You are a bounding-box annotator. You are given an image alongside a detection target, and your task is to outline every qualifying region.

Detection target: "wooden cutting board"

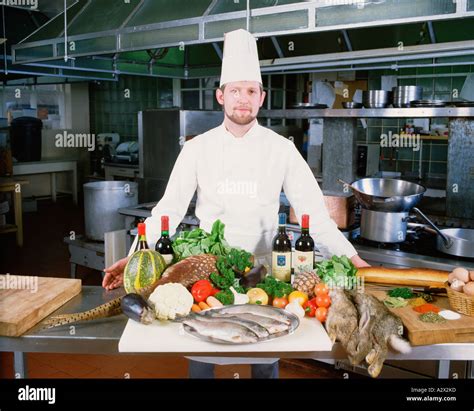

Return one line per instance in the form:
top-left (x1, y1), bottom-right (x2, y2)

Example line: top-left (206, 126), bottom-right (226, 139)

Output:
top-left (0, 275), bottom-right (81, 337)
top-left (368, 289), bottom-right (474, 346)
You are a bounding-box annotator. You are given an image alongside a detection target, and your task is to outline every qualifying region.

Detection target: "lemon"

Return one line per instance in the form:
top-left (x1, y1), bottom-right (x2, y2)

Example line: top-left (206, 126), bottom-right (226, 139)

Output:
top-left (246, 288), bottom-right (269, 305)
top-left (288, 290), bottom-right (308, 306)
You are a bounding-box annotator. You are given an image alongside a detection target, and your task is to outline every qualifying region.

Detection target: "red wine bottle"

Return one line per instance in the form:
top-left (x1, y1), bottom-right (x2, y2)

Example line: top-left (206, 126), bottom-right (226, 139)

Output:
top-left (155, 216), bottom-right (174, 266)
top-left (272, 213), bottom-right (292, 283)
top-left (293, 214), bottom-right (315, 277)
top-left (137, 223), bottom-right (149, 250)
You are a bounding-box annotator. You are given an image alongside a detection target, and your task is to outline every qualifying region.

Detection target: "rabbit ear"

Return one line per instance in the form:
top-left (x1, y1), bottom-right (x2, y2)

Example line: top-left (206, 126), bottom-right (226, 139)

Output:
top-left (358, 310), bottom-right (370, 332)
top-left (359, 312), bottom-right (376, 334)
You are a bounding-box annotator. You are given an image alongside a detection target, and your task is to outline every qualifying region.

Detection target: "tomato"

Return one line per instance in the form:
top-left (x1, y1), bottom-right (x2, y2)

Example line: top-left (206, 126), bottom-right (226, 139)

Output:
top-left (191, 280), bottom-right (213, 303)
top-left (314, 283), bottom-right (329, 297)
top-left (316, 294), bottom-right (331, 308)
top-left (272, 297), bottom-right (289, 309)
top-left (315, 307), bottom-right (328, 323)
top-left (288, 291), bottom-right (308, 306)
top-left (209, 288), bottom-right (220, 296)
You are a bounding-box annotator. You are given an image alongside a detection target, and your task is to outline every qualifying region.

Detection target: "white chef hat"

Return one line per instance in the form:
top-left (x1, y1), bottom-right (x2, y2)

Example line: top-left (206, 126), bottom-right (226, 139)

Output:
top-left (219, 29), bottom-right (262, 87)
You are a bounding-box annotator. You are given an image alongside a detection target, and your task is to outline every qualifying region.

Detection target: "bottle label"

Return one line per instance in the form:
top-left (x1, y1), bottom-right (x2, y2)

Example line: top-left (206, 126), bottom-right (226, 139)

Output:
top-left (272, 251), bottom-right (291, 282)
top-left (293, 250), bottom-right (314, 274)
top-left (161, 254), bottom-right (173, 266)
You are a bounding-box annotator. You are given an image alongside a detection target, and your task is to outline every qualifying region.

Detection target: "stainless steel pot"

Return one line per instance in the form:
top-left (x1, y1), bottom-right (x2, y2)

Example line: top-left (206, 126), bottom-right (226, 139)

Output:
top-left (392, 86), bottom-right (423, 108)
top-left (360, 209), bottom-right (409, 243)
top-left (412, 208), bottom-right (474, 258)
top-left (348, 178), bottom-right (426, 212)
top-left (362, 90), bottom-right (391, 108)
top-left (84, 181), bottom-right (138, 241)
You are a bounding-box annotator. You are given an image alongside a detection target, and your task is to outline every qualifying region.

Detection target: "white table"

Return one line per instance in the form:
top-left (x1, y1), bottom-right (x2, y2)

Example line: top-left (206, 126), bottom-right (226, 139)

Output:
top-left (13, 160), bottom-right (78, 205)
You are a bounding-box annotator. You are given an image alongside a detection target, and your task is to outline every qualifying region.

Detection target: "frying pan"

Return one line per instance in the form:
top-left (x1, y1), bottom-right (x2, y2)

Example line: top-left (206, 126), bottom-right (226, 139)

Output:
top-left (412, 207), bottom-right (474, 258)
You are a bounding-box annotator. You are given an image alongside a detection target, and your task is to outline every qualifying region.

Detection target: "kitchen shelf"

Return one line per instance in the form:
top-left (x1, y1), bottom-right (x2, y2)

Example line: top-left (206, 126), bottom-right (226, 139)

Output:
top-left (260, 107), bottom-right (474, 118)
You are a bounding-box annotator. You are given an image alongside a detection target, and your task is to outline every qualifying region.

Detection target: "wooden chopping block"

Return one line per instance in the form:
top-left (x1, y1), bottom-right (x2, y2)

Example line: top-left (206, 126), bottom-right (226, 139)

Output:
top-left (0, 275), bottom-right (81, 336)
top-left (323, 192), bottom-right (356, 229)
top-left (289, 192), bottom-right (355, 229)
top-left (368, 287), bottom-right (474, 345)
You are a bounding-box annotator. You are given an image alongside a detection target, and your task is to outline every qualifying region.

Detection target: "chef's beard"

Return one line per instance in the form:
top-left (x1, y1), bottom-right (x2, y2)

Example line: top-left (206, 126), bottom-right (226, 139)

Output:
top-left (224, 107), bottom-right (256, 125)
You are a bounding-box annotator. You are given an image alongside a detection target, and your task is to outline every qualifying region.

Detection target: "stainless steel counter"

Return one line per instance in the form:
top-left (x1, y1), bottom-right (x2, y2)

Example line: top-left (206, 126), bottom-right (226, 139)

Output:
top-left (1, 286), bottom-right (473, 378)
top-left (260, 107), bottom-right (474, 119)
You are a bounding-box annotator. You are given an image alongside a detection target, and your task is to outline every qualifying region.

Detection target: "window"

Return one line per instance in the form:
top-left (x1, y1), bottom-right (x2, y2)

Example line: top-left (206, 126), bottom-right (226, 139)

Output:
top-left (0, 85), bottom-right (64, 129)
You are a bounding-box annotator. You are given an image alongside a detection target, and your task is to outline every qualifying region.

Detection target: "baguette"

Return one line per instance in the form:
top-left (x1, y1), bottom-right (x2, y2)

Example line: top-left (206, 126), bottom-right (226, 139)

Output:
top-left (357, 267), bottom-right (449, 288)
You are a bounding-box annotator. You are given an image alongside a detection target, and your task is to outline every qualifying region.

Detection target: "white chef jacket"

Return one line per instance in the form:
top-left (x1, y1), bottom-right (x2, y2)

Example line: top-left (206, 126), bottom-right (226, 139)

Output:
top-left (145, 120), bottom-right (357, 365)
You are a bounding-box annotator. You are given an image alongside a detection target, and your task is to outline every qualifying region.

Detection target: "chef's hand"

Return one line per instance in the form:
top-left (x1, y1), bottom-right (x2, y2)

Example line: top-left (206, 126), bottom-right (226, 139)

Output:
top-left (102, 256), bottom-right (129, 290)
top-left (350, 254), bottom-right (371, 268)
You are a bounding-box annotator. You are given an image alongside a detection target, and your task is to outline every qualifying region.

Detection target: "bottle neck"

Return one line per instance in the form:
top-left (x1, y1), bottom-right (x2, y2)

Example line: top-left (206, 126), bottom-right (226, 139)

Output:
top-left (301, 228), bottom-right (310, 235)
top-left (161, 230), bottom-right (169, 238)
top-left (278, 224), bottom-right (286, 234)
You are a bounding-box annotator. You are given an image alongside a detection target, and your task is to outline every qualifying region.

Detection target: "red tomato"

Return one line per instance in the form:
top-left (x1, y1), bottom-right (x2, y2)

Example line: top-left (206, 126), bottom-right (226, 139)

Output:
top-left (191, 280), bottom-right (213, 303)
top-left (314, 283), bottom-right (329, 297)
top-left (316, 295), bottom-right (331, 308)
top-left (272, 297), bottom-right (289, 309)
top-left (210, 288), bottom-right (220, 296)
top-left (315, 307), bottom-right (328, 323)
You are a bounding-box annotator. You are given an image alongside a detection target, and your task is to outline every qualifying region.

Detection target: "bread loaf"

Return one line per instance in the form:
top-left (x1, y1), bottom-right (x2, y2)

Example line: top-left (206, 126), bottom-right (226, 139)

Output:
top-left (357, 267), bottom-right (449, 288)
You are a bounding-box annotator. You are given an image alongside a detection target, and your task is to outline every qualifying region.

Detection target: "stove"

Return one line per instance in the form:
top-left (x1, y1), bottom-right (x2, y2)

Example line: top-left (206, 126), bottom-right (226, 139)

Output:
top-left (351, 227), bottom-right (474, 271)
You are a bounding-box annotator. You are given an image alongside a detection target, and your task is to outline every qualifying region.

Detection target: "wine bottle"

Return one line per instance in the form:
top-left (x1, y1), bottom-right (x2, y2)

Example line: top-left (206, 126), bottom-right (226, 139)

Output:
top-left (155, 215), bottom-right (174, 266)
top-left (271, 213), bottom-right (292, 283)
top-left (293, 214), bottom-right (315, 278)
top-left (136, 222), bottom-right (149, 250)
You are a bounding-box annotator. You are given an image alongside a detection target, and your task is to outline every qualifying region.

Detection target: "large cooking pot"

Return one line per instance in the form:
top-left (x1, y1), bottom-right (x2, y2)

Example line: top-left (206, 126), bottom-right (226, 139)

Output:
top-left (413, 208), bottom-right (474, 258)
top-left (84, 181), bottom-right (138, 241)
top-left (348, 178), bottom-right (426, 212)
top-left (360, 209), bottom-right (409, 243)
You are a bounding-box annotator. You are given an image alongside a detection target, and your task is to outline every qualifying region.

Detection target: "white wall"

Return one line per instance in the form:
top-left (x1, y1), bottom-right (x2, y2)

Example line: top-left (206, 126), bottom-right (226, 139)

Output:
top-left (20, 83), bottom-right (91, 199)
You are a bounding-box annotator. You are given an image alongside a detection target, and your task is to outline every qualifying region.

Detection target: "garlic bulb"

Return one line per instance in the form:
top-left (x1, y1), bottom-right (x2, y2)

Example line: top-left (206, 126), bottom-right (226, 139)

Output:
top-left (285, 300), bottom-right (305, 319)
top-left (230, 286), bottom-right (249, 305)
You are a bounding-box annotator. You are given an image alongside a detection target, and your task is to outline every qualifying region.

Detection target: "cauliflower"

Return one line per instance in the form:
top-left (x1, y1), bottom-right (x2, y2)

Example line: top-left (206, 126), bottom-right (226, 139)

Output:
top-left (148, 283), bottom-right (194, 320)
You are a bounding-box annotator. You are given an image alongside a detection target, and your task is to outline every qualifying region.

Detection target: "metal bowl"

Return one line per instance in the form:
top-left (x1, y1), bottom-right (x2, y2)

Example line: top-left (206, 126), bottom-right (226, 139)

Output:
top-left (362, 90), bottom-right (391, 108)
top-left (342, 102), bottom-right (363, 109)
top-left (392, 86), bottom-right (423, 108)
top-left (350, 178), bottom-right (426, 212)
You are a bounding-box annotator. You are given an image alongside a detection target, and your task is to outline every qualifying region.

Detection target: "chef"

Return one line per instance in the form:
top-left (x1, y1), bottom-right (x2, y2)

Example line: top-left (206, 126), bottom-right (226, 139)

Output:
top-left (103, 29), bottom-right (369, 378)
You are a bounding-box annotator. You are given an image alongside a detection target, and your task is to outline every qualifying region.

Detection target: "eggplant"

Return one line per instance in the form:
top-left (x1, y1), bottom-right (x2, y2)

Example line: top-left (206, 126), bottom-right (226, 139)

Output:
top-left (239, 264), bottom-right (268, 288)
top-left (121, 293), bottom-right (155, 324)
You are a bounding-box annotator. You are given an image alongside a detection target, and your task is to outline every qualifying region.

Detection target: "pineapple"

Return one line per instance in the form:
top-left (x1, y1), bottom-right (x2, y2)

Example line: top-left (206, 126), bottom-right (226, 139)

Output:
top-left (293, 270), bottom-right (321, 298)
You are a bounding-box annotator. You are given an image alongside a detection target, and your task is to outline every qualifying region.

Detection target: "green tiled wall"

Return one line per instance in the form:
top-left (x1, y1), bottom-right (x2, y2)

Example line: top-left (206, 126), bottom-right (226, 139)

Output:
top-left (360, 64), bottom-right (473, 178)
top-left (90, 75), bottom-right (173, 142)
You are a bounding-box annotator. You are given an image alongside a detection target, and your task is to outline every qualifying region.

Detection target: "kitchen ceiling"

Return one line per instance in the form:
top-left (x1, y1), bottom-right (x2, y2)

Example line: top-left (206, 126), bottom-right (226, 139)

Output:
top-left (5, 0), bottom-right (474, 80)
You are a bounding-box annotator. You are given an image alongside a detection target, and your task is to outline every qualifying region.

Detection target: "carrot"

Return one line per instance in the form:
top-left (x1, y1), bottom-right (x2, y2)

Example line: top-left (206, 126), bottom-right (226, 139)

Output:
top-left (191, 304), bottom-right (202, 313)
top-left (198, 302), bottom-right (211, 310)
top-left (413, 303), bottom-right (440, 314)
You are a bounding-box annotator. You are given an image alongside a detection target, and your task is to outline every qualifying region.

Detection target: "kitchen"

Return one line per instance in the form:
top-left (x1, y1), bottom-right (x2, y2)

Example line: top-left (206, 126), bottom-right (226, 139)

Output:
top-left (0, 0), bottom-right (474, 402)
